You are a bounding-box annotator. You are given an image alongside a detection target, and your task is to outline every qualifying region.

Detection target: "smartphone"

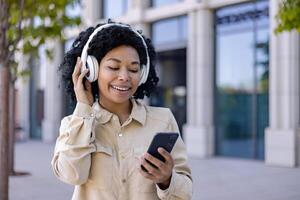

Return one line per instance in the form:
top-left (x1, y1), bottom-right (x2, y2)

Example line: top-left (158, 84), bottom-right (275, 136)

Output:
top-left (141, 132), bottom-right (179, 172)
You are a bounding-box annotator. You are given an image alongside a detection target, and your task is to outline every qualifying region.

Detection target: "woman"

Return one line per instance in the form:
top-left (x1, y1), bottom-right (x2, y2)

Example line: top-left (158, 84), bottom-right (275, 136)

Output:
top-left (51, 21), bottom-right (192, 200)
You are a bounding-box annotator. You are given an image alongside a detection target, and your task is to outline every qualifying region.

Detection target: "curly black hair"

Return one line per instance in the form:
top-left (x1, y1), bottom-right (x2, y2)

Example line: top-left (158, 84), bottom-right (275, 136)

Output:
top-left (60, 22), bottom-right (159, 102)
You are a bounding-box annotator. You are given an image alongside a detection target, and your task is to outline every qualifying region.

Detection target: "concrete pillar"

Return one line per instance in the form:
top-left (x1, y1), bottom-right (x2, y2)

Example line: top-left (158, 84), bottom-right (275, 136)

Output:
top-left (129, 0), bottom-right (150, 36)
top-left (183, 8), bottom-right (215, 158)
top-left (265, 0), bottom-right (300, 167)
top-left (121, 0), bottom-right (150, 24)
top-left (81, 0), bottom-right (101, 26)
top-left (42, 41), bottom-right (64, 142)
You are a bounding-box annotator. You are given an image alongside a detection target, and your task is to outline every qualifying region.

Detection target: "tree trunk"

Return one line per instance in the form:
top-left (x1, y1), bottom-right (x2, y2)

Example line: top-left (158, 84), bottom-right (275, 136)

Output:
top-left (8, 80), bottom-right (15, 175)
top-left (0, 66), bottom-right (10, 200)
top-left (0, 0), bottom-right (10, 198)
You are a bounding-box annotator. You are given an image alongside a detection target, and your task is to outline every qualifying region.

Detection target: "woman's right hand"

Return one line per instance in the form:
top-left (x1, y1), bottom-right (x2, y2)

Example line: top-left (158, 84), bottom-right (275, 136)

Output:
top-left (72, 57), bottom-right (94, 106)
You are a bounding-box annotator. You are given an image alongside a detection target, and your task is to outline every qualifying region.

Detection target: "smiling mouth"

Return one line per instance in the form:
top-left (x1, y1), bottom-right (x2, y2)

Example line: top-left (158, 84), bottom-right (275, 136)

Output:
top-left (111, 85), bottom-right (131, 91)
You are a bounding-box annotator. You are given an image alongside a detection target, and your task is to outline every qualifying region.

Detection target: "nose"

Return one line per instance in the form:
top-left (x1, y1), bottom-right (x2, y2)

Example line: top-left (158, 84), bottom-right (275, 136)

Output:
top-left (118, 68), bottom-right (130, 81)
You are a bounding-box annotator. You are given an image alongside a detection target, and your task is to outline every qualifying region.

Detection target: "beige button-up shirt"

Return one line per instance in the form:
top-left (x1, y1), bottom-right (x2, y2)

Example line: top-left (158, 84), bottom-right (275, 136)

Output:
top-left (52, 99), bottom-right (192, 200)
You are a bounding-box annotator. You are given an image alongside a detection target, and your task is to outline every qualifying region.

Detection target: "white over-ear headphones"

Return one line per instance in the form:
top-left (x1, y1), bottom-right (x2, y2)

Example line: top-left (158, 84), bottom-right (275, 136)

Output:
top-left (80, 23), bottom-right (150, 86)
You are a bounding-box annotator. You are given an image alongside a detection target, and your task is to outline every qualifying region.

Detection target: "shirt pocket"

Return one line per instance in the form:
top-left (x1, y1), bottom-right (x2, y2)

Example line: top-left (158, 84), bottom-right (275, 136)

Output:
top-left (133, 146), bottom-right (156, 193)
top-left (88, 142), bottom-right (113, 190)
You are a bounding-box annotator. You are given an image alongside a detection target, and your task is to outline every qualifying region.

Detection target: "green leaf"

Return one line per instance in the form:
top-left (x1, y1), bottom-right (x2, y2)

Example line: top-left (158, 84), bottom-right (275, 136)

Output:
top-left (276, 0), bottom-right (300, 33)
top-left (5, 0), bottom-right (82, 79)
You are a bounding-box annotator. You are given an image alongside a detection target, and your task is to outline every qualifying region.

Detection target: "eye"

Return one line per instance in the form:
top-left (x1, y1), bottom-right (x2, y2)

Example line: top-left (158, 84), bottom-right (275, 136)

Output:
top-left (108, 66), bottom-right (119, 71)
top-left (129, 69), bottom-right (139, 73)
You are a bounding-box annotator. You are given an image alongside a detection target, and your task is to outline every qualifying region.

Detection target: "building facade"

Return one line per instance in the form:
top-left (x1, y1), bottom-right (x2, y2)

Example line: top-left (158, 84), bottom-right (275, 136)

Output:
top-left (16, 0), bottom-right (300, 167)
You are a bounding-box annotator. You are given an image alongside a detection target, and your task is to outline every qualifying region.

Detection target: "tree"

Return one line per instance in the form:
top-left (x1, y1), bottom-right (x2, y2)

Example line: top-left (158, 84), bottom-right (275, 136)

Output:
top-left (276, 0), bottom-right (300, 33)
top-left (0, 1), bottom-right (81, 199)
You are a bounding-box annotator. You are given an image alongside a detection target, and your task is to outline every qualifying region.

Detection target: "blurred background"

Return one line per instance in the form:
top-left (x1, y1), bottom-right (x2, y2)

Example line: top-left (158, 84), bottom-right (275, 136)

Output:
top-left (1, 0), bottom-right (300, 199)
top-left (14, 0), bottom-right (299, 165)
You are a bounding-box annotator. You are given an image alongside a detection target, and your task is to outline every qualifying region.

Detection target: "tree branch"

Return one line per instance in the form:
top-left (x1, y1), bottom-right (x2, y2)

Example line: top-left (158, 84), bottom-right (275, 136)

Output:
top-left (7, 0), bottom-right (25, 62)
top-left (0, 0), bottom-right (9, 66)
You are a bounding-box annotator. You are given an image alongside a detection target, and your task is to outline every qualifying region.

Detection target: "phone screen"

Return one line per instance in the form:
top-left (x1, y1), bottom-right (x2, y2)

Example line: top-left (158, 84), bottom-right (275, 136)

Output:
top-left (141, 132), bottom-right (179, 172)
top-left (147, 133), bottom-right (178, 162)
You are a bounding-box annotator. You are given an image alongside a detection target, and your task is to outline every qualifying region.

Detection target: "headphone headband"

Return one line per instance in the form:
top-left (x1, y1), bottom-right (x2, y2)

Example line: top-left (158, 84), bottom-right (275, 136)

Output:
top-left (80, 23), bottom-right (150, 85)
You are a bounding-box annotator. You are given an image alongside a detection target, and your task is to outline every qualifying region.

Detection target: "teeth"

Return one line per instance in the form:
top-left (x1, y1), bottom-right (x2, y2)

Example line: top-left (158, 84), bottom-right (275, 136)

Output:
top-left (112, 85), bottom-right (130, 91)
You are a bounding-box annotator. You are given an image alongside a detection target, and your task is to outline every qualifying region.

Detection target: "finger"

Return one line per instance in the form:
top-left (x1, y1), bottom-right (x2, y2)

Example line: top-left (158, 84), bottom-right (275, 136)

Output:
top-left (144, 153), bottom-right (165, 170)
top-left (85, 79), bottom-right (92, 92)
top-left (158, 148), bottom-right (173, 164)
top-left (73, 57), bottom-right (81, 75)
top-left (72, 57), bottom-right (82, 85)
top-left (141, 156), bottom-right (160, 176)
top-left (77, 69), bottom-right (89, 87)
top-left (139, 167), bottom-right (155, 180)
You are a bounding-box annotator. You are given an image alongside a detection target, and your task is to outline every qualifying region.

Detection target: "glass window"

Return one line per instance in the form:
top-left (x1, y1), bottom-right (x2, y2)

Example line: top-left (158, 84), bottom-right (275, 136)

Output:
top-left (151, 17), bottom-right (187, 133)
top-left (102, 0), bottom-right (128, 18)
top-left (151, 0), bottom-right (182, 7)
top-left (215, 1), bottom-right (269, 160)
top-left (151, 16), bottom-right (187, 47)
top-left (149, 49), bottom-right (187, 133)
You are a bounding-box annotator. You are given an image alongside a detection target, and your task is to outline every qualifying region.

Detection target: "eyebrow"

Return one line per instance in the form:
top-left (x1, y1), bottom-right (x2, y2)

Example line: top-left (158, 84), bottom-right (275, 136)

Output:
top-left (106, 58), bottom-right (140, 65)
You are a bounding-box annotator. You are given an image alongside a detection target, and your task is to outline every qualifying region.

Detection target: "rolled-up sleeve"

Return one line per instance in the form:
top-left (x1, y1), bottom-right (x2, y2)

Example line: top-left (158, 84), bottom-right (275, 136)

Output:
top-left (156, 109), bottom-right (193, 200)
top-left (51, 102), bottom-right (97, 185)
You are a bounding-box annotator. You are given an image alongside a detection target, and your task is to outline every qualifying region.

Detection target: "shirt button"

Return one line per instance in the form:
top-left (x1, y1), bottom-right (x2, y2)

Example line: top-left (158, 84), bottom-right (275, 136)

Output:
top-left (118, 133), bottom-right (123, 137)
top-left (122, 179), bottom-right (126, 183)
top-left (90, 113), bottom-right (94, 117)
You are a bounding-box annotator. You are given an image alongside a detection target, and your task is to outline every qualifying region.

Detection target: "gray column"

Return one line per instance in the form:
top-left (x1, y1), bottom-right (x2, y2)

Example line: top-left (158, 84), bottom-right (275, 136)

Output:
top-left (81, 0), bottom-right (101, 26)
top-left (42, 41), bottom-right (64, 142)
top-left (125, 0), bottom-right (150, 24)
top-left (183, 8), bottom-right (215, 158)
top-left (265, 0), bottom-right (300, 167)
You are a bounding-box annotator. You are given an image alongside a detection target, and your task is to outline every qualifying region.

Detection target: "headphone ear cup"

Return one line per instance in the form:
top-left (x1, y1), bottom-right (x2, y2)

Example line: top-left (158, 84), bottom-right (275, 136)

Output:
top-left (86, 55), bottom-right (99, 82)
top-left (138, 64), bottom-right (146, 86)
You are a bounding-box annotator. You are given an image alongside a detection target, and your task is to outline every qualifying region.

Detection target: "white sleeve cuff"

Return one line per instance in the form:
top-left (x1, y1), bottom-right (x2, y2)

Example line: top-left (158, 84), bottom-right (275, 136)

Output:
top-left (156, 170), bottom-right (178, 199)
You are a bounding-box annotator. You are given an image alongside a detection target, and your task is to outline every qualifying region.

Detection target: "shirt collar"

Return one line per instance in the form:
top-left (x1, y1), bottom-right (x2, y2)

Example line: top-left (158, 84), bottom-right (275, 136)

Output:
top-left (130, 98), bottom-right (146, 126)
top-left (92, 98), bottom-right (146, 125)
top-left (92, 101), bottom-right (113, 124)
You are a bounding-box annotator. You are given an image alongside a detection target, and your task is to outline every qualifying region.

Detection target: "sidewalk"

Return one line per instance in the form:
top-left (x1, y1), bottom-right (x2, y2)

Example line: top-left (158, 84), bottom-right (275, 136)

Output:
top-left (9, 140), bottom-right (300, 200)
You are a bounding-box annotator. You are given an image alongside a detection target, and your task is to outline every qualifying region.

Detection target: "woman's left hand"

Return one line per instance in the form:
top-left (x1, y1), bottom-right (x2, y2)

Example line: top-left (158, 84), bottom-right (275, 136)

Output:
top-left (139, 147), bottom-right (174, 190)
